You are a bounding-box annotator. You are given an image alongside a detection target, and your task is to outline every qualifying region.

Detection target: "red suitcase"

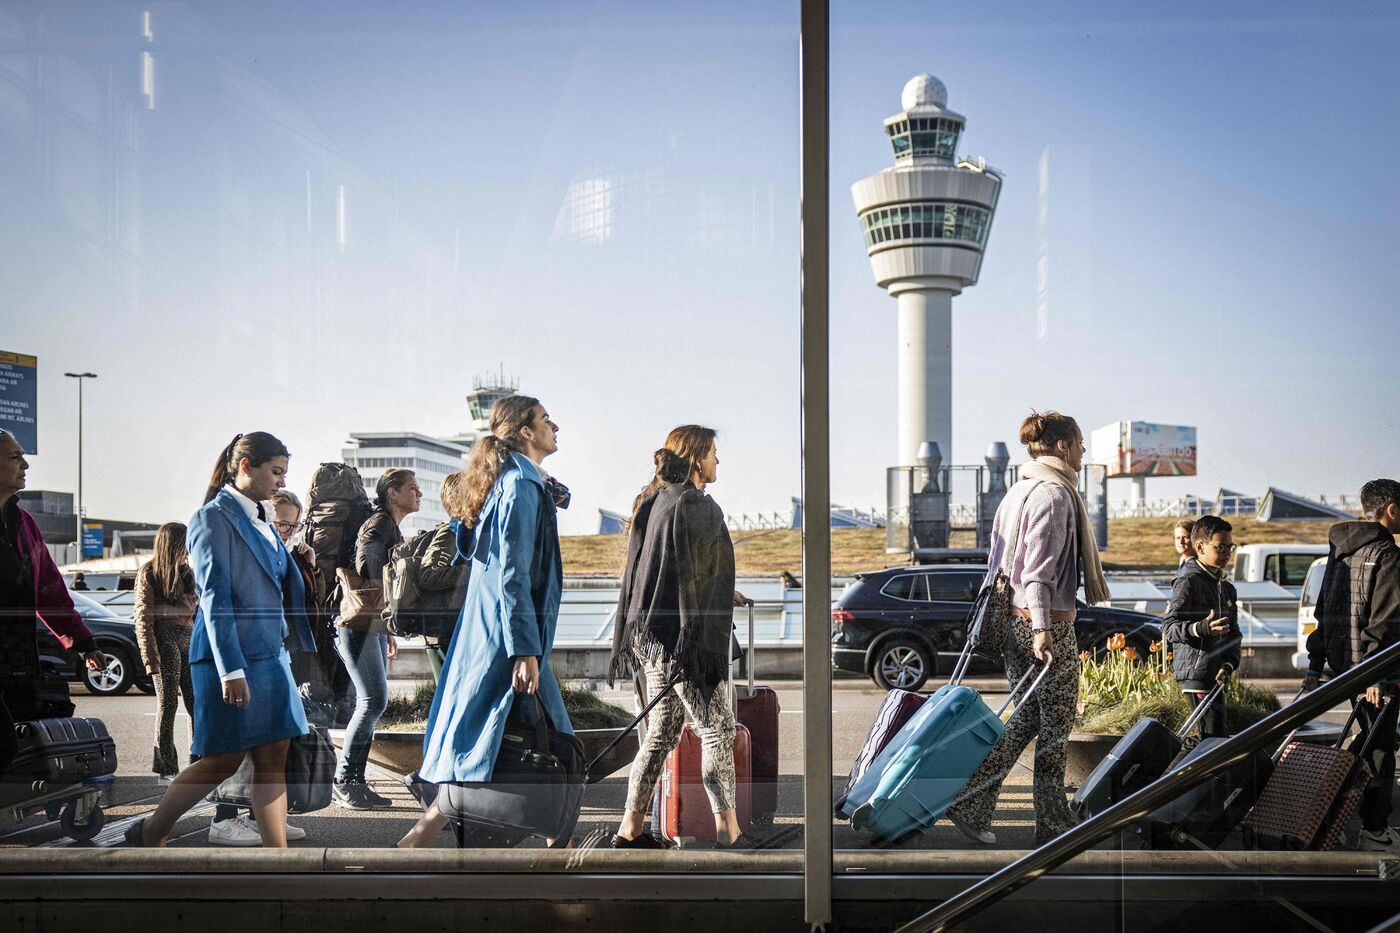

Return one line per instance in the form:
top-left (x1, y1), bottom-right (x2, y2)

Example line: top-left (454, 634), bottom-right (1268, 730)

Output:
top-left (734, 600), bottom-right (780, 823)
top-left (835, 687), bottom-right (926, 815)
top-left (658, 721), bottom-right (752, 846)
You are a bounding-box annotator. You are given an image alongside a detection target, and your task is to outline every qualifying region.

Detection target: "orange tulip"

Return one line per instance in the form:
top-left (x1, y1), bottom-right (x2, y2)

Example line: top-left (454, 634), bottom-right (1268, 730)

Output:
top-left (1123, 646), bottom-right (1139, 662)
top-left (1079, 650), bottom-right (1092, 662)
top-left (1166, 652), bottom-right (1174, 661)
top-left (1107, 633), bottom-right (1126, 652)
top-left (1149, 640), bottom-right (1163, 654)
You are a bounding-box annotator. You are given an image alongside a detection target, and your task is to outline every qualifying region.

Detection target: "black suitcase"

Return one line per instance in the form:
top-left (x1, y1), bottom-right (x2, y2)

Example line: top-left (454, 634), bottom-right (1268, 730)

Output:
top-left (209, 726), bottom-right (337, 815)
top-left (1072, 681), bottom-right (1225, 821)
top-left (438, 695), bottom-right (585, 848)
top-left (1136, 737), bottom-right (1274, 849)
top-left (1, 717), bottom-right (117, 805)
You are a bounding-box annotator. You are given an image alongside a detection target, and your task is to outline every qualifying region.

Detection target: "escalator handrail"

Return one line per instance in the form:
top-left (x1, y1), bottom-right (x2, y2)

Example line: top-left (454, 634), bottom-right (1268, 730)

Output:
top-left (894, 638), bottom-right (1400, 933)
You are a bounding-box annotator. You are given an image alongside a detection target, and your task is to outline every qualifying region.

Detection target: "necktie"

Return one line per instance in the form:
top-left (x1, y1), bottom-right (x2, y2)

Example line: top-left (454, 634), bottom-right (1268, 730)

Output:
top-left (256, 502), bottom-right (267, 522)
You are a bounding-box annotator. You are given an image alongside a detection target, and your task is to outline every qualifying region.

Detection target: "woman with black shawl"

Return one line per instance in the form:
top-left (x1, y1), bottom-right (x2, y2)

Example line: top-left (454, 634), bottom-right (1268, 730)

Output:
top-left (607, 425), bottom-right (756, 850)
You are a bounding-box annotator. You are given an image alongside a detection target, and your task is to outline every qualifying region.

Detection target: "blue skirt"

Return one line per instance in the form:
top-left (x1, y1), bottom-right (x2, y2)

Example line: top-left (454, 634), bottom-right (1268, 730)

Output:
top-left (190, 651), bottom-right (308, 756)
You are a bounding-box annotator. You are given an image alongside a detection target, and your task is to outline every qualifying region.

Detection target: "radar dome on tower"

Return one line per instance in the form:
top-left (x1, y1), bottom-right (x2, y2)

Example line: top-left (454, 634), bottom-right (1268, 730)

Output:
top-left (901, 73), bottom-right (947, 110)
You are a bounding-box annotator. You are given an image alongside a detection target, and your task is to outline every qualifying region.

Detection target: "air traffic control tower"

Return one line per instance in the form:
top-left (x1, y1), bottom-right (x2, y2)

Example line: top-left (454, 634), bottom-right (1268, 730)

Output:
top-left (852, 73), bottom-right (1001, 468)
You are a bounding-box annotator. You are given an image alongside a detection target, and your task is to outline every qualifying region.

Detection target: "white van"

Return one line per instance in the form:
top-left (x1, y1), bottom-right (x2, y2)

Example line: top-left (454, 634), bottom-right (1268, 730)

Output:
top-left (1232, 543), bottom-right (1329, 597)
top-left (1291, 556), bottom-right (1329, 671)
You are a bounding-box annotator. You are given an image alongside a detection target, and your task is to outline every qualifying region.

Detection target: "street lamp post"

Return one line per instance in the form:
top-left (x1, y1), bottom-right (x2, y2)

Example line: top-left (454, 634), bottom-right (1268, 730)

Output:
top-left (63, 372), bottom-right (97, 558)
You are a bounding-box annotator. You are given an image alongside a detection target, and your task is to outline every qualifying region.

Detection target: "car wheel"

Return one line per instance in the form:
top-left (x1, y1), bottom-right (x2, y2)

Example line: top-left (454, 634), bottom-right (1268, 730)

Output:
top-left (871, 637), bottom-right (932, 692)
top-left (85, 645), bottom-right (134, 696)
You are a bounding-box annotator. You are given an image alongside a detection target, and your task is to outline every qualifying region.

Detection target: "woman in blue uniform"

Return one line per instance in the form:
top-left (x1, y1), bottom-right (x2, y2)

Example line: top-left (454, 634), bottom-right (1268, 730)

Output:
top-left (127, 432), bottom-right (317, 848)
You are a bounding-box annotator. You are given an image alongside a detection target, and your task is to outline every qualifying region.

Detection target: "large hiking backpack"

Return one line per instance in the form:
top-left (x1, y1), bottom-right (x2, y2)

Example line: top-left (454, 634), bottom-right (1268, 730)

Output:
top-left (304, 463), bottom-right (374, 606)
top-left (384, 525), bottom-right (470, 639)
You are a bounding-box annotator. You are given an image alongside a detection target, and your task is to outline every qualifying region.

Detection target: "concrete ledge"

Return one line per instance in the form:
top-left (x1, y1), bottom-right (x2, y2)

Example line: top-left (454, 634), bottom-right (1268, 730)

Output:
top-left (0, 847), bottom-right (1384, 878)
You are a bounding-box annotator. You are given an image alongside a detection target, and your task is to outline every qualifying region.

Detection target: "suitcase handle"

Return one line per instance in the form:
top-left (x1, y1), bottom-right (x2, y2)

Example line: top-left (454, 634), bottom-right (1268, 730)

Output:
top-left (995, 654), bottom-right (1053, 718)
top-left (1174, 680), bottom-right (1228, 741)
top-left (745, 598), bottom-right (755, 691)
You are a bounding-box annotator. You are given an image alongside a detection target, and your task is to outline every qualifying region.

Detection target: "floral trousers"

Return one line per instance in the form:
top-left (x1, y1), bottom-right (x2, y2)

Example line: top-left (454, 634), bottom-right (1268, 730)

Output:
top-left (946, 615), bottom-right (1080, 845)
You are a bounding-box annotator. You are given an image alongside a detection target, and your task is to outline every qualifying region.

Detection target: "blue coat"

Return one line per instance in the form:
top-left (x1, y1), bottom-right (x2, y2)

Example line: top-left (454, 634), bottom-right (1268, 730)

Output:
top-left (419, 452), bottom-right (571, 783)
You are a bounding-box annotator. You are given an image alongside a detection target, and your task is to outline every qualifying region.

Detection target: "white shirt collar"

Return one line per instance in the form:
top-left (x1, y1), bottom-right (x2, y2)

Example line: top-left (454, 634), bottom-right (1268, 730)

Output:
top-left (225, 485), bottom-right (264, 523)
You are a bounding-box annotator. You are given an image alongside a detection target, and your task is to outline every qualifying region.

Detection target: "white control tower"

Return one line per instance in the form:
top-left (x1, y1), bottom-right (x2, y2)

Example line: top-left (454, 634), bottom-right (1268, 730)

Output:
top-left (852, 73), bottom-right (1002, 467)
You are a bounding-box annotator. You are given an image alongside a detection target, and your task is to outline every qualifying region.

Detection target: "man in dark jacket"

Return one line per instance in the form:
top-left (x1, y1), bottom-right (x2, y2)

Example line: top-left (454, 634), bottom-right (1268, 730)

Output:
top-left (1161, 514), bottom-right (1242, 738)
top-left (1304, 478), bottom-right (1400, 853)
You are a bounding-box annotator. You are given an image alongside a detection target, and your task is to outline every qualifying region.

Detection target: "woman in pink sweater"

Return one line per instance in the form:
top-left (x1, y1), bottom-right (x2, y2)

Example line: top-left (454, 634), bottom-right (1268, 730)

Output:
top-left (945, 411), bottom-right (1110, 846)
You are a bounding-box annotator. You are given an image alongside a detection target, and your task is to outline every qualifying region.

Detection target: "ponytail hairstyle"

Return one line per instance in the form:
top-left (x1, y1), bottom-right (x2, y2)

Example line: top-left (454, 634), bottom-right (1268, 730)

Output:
top-left (142, 522), bottom-right (194, 603)
top-left (460, 395), bottom-right (541, 528)
top-left (375, 468), bottom-right (416, 510)
top-left (630, 424), bottom-right (718, 520)
top-left (1018, 410), bottom-right (1080, 460)
top-left (203, 432), bottom-right (290, 503)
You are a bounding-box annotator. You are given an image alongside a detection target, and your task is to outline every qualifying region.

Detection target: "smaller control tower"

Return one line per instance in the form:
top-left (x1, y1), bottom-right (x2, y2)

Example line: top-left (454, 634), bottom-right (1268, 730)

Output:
top-left (852, 73), bottom-right (1002, 469)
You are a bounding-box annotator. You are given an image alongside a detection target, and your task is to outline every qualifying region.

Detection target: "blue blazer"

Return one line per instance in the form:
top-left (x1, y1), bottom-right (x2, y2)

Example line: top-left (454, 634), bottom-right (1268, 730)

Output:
top-left (188, 487), bottom-right (316, 676)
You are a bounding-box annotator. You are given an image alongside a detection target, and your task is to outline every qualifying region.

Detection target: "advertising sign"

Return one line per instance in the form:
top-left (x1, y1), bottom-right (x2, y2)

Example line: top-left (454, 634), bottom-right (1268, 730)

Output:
top-left (0, 351), bottom-right (38, 453)
top-left (82, 523), bottom-right (104, 558)
top-left (1091, 421), bottom-right (1197, 478)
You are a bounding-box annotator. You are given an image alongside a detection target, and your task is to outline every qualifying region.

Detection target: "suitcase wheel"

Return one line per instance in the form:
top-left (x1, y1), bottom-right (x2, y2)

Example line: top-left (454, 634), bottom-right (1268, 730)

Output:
top-left (60, 803), bottom-right (104, 842)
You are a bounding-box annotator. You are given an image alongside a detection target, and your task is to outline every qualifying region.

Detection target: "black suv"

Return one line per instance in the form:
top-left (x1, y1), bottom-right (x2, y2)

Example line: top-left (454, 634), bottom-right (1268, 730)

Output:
top-left (831, 565), bottom-right (1161, 691)
top-left (36, 591), bottom-right (154, 696)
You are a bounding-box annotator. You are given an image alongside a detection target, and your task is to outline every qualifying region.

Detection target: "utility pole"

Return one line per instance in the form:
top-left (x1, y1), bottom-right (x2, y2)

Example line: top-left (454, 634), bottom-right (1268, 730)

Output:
top-left (63, 372), bottom-right (97, 557)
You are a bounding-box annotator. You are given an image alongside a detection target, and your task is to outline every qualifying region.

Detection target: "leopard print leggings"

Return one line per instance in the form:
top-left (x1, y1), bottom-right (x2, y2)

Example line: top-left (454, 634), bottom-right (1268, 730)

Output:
top-left (150, 622), bottom-right (195, 776)
top-left (946, 616), bottom-right (1080, 844)
top-left (623, 655), bottom-right (738, 815)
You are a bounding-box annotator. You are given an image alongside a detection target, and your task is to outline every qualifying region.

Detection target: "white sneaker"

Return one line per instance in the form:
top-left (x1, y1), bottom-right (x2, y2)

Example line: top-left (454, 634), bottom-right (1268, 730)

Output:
top-left (285, 822), bottom-right (307, 842)
top-left (1359, 827), bottom-right (1400, 853)
top-left (209, 814), bottom-right (261, 847)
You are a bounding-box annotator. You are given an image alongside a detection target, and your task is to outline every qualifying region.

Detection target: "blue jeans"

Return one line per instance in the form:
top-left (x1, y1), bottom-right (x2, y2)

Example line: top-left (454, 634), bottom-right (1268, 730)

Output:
top-left (335, 630), bottom-right (388, 781)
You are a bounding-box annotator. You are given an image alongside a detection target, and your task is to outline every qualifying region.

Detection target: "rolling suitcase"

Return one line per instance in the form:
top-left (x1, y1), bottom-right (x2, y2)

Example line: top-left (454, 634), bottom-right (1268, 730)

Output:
top-left (835, 687), bottom-right (925, 817)
top-left (1071, 680), bottom-right (1226, 821)
top-left (1, 717), bottom-right (117, 807)
top-left (844, 647), bottom-right (1054, 845)
top-left (733, 600), bottom-right (780, 823)
top-left (1245, 699), bottom-right (1385, 851)
top-left (657, 721), bottom-right (752, 846)
top-left (1136, 738), bottom-right (1274, 849)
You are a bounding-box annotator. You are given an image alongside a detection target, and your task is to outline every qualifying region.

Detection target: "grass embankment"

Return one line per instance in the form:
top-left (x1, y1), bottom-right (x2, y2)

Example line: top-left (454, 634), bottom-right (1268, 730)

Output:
top-left (558, 517), bottom-right (1334, 577)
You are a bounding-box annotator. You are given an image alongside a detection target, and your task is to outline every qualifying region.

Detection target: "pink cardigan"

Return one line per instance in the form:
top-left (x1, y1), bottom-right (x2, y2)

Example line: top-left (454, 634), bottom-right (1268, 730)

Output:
top-left (15, 507), bottom-right (97, 652)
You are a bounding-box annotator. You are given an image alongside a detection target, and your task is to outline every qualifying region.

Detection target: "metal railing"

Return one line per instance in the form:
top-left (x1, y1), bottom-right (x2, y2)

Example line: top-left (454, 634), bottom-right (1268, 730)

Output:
top-left (893, 638), bottom-right (1400, 933)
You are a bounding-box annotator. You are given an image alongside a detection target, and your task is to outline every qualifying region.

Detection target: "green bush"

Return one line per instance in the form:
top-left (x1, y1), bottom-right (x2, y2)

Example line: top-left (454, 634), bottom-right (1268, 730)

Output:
top-left (377, 680), bottom-right (634, 731)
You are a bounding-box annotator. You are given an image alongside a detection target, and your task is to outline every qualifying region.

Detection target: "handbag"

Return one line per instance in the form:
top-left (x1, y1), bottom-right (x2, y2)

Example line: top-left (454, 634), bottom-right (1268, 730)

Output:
top-left (209, 725), bottom-right (337, 814)
top-left (963, 480), bottom-right (1045, 658)
top-left (438, 694), bottom-right (587, 848)
top-left (334, 567), bottom-right (382, 632)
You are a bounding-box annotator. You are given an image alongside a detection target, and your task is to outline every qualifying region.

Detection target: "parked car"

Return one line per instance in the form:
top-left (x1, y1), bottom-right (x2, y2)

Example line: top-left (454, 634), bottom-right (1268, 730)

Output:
top-left (36, 591), bottom-right (154, 697)
top-left (831, 564), bottom-right (1162, 691)
top-left (1231, 544), bottom-right (1328, 598)
top-left (1291, 556), bottom-right (1329, 671)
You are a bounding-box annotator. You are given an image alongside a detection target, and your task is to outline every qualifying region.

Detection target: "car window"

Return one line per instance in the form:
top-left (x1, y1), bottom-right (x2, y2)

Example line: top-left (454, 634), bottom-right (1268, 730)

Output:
top-left (881, 573), bottom-right (929, 602)
top-left (1301, 561), bottom-right (1327, 607)
top-left (927, 572), bottom-right (980, 602)
top-left (1264, 553), bottom-right (1279, 584)
top-left (1278, 553), bottom-right (1317, 589)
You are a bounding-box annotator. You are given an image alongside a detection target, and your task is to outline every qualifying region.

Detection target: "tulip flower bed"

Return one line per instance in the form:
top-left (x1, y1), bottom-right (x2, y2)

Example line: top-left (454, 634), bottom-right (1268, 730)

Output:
top-left (1074, 636), bottom-right (1279, 735)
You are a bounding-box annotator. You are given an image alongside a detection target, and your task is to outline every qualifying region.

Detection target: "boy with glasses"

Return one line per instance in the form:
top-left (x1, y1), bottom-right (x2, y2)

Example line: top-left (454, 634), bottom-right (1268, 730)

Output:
top-left (1161, 514), bottom-right (1241, 737)
top-left (1303, 479), bottom-right (1400, 853)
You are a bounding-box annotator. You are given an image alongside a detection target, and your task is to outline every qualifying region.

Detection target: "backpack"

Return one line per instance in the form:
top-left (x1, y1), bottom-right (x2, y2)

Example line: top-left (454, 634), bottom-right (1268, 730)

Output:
top-left (384, 524), bottom-right (470, 639)
top-left (303, 463), bottom-right (374, 607)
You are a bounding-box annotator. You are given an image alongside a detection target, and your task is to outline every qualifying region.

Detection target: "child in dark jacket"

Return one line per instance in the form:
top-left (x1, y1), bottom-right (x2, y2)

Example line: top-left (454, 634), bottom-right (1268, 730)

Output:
top-left (1160, 515), bottom-right (1242, 738)
top-left (1303, 478), bottom-right (1400, 853)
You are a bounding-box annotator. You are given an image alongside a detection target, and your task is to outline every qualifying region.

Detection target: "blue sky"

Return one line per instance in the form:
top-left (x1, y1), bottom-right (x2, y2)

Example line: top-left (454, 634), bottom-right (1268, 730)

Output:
top-left (2, 1), bottom-right (1396, 535)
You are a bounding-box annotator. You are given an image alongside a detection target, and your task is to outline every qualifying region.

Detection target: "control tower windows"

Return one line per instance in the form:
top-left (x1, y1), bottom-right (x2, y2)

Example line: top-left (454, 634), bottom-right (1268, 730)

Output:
top-left (859, 202), bottom-right (990, 248)
top-left (887, 116), bottom-right (962, 160)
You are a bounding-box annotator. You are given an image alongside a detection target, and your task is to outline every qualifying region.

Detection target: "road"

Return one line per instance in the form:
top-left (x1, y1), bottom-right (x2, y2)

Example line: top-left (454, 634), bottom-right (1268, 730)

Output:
top-left (0, 676), bottom-right (1354, 852)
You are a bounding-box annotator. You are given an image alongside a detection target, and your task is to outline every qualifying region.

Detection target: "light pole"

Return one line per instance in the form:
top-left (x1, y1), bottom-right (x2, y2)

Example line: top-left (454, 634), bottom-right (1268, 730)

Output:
top-left (63, 372), bottom-right (97, 558)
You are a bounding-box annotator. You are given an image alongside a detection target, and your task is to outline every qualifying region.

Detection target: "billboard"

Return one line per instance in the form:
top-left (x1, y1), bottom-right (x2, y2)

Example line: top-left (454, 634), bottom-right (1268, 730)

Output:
top-left (1091, 421), bottom-right (1197, 478)
top-left (0, 351), bottom-right (37, 453)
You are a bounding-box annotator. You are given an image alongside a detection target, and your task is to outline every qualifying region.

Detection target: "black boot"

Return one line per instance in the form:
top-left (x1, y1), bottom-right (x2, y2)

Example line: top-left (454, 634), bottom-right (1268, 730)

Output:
top-left (332, 763), bottom-right (392, 810)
